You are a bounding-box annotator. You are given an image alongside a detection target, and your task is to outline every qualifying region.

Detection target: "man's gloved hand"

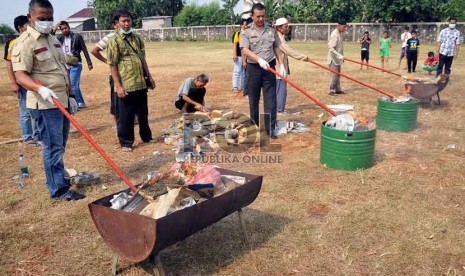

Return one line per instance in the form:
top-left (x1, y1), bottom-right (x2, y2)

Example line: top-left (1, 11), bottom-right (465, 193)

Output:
top-left (69, 97), bottom-right (78, 114)
top-left (279, 64), bottom-right (287, 78)
top-left (38, 86), bottom-right (58, 103)
top-left (258, 58), bottom-right (270, 70)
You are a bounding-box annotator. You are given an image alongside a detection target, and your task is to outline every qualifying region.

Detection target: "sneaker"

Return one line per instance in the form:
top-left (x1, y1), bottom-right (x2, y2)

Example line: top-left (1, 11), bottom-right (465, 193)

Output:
top-left (335, 91), bottom-right (346, 95)
top-left (329, 92), bottom-right (338, 96)
top-left (232, 88), bottom-right (238, 93)
top-left (58, 190), bottom-right (86, 201)
top-left (121, 147), bottom-right (133, 152)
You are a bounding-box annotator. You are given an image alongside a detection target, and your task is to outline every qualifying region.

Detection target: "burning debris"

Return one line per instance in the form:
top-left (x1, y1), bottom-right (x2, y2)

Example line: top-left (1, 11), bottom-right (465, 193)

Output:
top-left (325, 111), bottom-right (375, 131)
top-left (110, 162), bottom-right (247, 219)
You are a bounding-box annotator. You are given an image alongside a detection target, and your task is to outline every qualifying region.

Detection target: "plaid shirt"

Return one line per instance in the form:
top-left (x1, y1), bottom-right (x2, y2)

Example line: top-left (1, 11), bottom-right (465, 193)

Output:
top-left (107, 32), bottom-right (147, 92)
top-left (437, 27), bottom-right (461, 56)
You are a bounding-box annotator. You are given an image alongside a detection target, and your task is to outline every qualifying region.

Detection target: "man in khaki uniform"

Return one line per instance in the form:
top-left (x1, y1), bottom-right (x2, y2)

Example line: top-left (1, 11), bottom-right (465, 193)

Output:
top-left (274, 17), bottom-right (309, 114)
top-left (240, 3), bottom-right (283, 139)
top-left (327, 19), bottom-right (348, 96)
top-left (12, 0), bottom-right (83, 201)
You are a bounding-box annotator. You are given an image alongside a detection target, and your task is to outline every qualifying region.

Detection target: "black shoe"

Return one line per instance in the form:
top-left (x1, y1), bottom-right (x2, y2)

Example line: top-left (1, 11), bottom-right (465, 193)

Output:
top-left (335, 91), bottom-right (346, 94)
top-left (329, 92), bottom-right (338, 96)
top-left (59, 190), bottom-right (86, 201)
top-left (270, 134), bottom-right (278, 139)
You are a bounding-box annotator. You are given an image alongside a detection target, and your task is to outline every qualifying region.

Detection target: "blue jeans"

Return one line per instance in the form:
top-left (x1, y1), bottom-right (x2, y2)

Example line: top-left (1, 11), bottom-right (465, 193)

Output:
top-left (276, 79), bottom-right (287, 113)
top-left (69, 63), bottom-right (85, 107)
top-left (232, 57), bottom-right (246, 91)
top-left (28, 108), bottom-right (71, 198)
top-left (18, 87), bottom-right (39, 141)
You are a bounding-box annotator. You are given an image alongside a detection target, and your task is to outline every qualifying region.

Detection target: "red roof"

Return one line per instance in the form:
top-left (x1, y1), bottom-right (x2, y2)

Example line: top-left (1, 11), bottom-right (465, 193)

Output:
top-left (68, 8), bottom-right (94, 18)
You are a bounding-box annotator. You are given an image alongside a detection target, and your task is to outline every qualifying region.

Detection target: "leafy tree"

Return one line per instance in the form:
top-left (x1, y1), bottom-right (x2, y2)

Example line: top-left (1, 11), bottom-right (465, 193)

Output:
top-left (222, 0), bottom-right (240, 25)
top-left (88, 0), bottom-right (184, 29)
top-left (174, 2), bottom-right (230, 27)
top-left (0, 24), bottom-right (15, 35)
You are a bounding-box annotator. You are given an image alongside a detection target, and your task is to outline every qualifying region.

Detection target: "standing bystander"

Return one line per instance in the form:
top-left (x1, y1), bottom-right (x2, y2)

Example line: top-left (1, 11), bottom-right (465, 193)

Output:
top-left (56, 21), bottom-right (93, 109)
top-left (274, 17), bottom-right (309, 114)
top-left (107, 8), bottom-right (156, 152)
top-left (436, 17), bottom-right (461, 77)
top-left (360, 31), bottom-right (371, 69)
top-left (240, 3), bottom-right (283, 139)
top-left (4, 15), bottom-right (40, 145)
top-left (379, 30), bottom-right (391, 70)
top-left (231, 18), bottom-right (250, 96)
top-left (327, 19), bottom-right (348, 96)
top-left (398, 26), bottom-right (411, 69)
top-left (91, 15), bottom-right (119, 123)
top-left (405, 30), bottom-right (420, 73)
top-left (12, 0), bottom-right (83, 200)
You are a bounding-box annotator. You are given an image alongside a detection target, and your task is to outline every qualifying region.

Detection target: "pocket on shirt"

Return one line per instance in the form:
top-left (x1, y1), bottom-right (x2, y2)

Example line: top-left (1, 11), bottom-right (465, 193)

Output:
top-left (35, 51), bottom-right (58, 72)
top-left (12, 47), bottom-right (21, 63)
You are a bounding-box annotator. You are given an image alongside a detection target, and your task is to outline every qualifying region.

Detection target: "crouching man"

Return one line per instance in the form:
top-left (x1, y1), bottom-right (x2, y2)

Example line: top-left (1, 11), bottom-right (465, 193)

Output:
top-left (175, 74), bottom-right (209, 113)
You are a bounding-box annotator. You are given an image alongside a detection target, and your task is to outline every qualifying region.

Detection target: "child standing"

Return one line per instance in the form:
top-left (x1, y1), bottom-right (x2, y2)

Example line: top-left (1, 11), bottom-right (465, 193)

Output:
top-left (379, 31), bottom-right (391, 69)
top-left (360, 31), bottom-right (371, 69)
top-left (405, 30), bottom-right (420, 73)
top-left (422, 51), bottom-right (439, 75)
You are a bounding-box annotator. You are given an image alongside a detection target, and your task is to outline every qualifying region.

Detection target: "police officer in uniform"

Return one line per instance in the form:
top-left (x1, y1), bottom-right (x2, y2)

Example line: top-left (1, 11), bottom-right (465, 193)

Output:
top-left (12, 0), bottom-right (83, 201)
top-left (240, 3), bottom-right (283, 139)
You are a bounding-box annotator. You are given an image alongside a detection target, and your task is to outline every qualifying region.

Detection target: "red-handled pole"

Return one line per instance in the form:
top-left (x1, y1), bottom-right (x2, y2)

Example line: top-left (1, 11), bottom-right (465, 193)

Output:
top-left (344, 57), bottom-right (402, 77)
top-left (267, 67), bottom-right (337, 117)
top-left (36, 81), bottom-right (137, 193)
top-left (306, 59), bottom-right (396, 99)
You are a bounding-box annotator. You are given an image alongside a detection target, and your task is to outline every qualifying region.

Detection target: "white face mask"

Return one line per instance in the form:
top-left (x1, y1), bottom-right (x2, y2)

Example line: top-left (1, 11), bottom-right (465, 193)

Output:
top-left (119, 28), bottom-right (133, 35)
top-left (449, 24), bottom-right (456, 29)
top-left (34, 20), bottom-right (54, 34)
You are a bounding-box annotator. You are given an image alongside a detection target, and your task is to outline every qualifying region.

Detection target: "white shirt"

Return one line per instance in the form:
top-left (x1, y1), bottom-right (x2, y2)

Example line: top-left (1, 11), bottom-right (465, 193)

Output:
top-left (401, 32), bottom-right (411, 48)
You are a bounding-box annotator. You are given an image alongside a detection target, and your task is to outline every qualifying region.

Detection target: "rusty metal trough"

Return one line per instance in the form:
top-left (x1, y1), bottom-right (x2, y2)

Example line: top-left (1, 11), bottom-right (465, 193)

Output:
top-left (88, 168), bottom-right (262, 263)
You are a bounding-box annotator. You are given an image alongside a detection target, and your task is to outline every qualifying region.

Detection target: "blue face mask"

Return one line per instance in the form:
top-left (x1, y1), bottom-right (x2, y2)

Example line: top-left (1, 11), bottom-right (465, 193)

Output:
top-left (119, 28), bottom-right (133, 35)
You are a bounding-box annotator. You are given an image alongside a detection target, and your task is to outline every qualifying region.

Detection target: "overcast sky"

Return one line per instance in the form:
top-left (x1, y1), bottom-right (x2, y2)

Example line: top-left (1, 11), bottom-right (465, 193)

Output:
top-left (0, 0), bottom-right (244, 29)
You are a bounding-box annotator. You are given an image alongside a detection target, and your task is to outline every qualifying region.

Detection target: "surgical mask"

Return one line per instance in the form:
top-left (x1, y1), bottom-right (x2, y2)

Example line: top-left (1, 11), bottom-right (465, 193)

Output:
top-left (449, 24), bottom-right (456, 29)
top-left (34, 20), bottom-right (54, 34)
top-left (119, 28), bottom-right (133, 35)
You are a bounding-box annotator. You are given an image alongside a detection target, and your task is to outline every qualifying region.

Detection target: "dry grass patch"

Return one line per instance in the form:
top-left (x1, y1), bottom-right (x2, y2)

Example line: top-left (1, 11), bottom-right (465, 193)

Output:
top-left (0, 41), bottom-right (464, 275)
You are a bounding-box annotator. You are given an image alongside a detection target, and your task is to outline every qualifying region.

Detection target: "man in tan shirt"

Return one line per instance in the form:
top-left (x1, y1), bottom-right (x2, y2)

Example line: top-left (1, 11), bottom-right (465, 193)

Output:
top-left (274, 18), bottom-right (309, 113)
top-left (327, 19), bottom-right (348, 96)
top-left (12, 0), bottom-right (83, 201)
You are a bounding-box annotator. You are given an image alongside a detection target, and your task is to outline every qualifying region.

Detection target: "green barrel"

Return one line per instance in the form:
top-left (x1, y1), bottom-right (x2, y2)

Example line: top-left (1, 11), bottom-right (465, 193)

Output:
top-left (376, 98), bottom-right (419, 132)
top-left (320, 124), bottom-right (376, 171)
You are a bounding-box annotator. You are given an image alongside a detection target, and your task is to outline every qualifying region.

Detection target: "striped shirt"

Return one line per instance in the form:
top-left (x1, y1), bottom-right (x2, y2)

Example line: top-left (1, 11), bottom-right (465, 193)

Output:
top-left (437, 27), bottom-right (461, 56)
top-left (107, 32), bottom-right (147, 92)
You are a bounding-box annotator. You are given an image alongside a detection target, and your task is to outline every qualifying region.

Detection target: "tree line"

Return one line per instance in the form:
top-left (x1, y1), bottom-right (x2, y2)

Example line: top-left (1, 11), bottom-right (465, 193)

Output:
top-left (90, 0), bottom-right (464, 28)
top-left (0, 0), bottom-right (463, 34)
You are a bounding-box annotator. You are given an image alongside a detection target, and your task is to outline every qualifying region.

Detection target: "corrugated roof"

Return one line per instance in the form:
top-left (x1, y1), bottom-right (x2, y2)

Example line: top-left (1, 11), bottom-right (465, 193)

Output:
top-left (68, 8), bottom-right (94, 19)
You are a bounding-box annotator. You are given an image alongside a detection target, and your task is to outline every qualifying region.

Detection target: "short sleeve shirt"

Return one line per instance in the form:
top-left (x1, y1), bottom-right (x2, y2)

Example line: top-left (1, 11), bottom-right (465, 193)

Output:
top-left (406, 37), bottom-right (420, 53)
top-left (175, 78), bottom-right (195, 101)
top-left (96, 32), bottom-right (116, 51)
top-left (12, 26), bottom-right (69, 109)
top-left (4, 38), bottom-right (17, 61)
top-left (438, 28), bottom-right (461, 56)
top-left (401, 32), bottom-right (411, 48)
top-left (107, 32), bottom-right (147, 92)
top-left (240, 23), bottom-right (281, 63)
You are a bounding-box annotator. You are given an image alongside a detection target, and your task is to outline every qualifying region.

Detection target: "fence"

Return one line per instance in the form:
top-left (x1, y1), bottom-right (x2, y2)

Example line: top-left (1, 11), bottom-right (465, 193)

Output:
top-left (1, 22), bottom-right (463, 44)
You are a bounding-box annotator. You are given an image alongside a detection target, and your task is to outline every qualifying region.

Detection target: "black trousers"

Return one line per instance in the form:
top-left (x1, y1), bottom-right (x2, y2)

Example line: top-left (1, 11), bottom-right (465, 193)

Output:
top-left (406, 52), bottom-right (418, 73)
top-left (246, 60), bottom-right (276, 135)
top-left (436, 54), bottom-right (454, 76)
top-left (116, 89), bottom-right (152, 147)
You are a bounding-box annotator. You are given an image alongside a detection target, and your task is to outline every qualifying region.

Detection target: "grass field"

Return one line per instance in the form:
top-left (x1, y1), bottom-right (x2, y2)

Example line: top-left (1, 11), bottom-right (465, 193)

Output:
top-left (1, 40), bottom-right (464, 275)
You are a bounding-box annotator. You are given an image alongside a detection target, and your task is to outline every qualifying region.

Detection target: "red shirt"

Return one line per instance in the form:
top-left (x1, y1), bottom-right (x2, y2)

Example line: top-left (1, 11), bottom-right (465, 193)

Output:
top-left (424, 56), bottom-right (439, 66)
